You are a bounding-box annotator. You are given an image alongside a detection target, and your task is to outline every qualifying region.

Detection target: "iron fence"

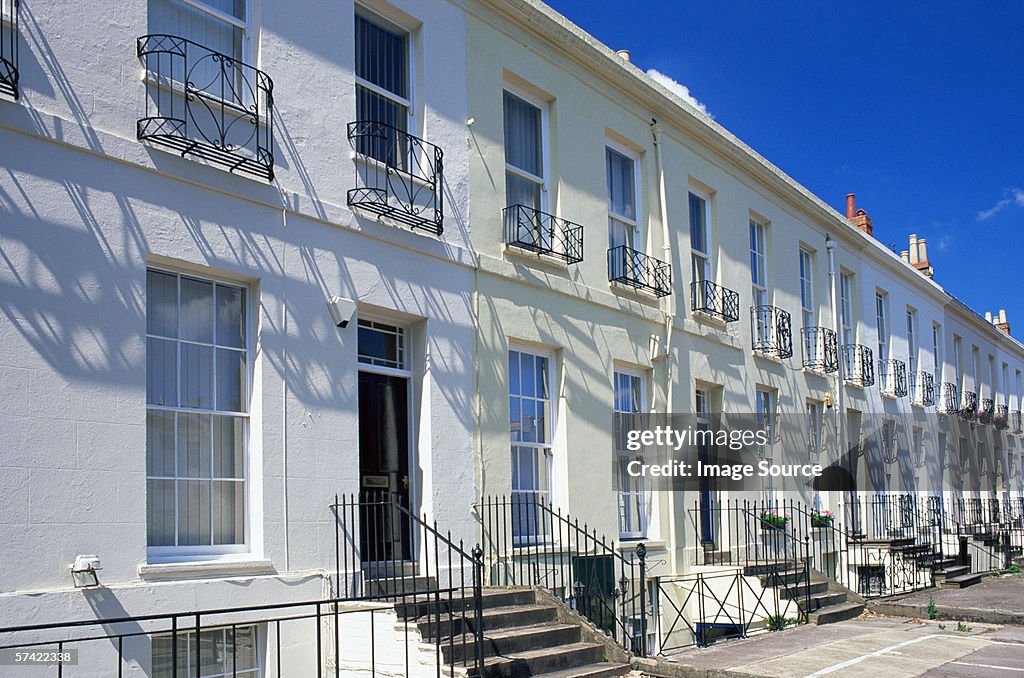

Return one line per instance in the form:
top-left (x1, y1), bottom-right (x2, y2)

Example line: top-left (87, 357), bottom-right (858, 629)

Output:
top-left (800, 326), bottom-right (838, 373)
top-left (137, 34), bottom-right (275, 180)
top-left (842, 344), bottom-right (875, 387)
top-left (878, 359), bottom-right (908, 398)
top-left (607, 245), bottom-right (672, 297)
top-left (910, 371), bottom-right (935, 407)
top-left (347, 120), bottom-right (444, 234)
top-left (504, 204), bottom-right (584, 264)
top-left (691, 280), bottom-right (740, 322)
top-left (751, 305), bottom-right (793, 359)
top-left (959, 390), bottom-right (978, 421)
top-left (939, 382), bottom-right (959, 414)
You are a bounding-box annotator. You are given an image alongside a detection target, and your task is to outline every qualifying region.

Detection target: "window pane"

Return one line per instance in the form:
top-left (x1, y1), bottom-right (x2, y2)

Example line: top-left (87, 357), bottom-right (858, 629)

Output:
top-left (355, 13), bottom-right (407, 98)
top-left (233, 626), bottom-right (258, 673)
top-left (181, 277), bottom-right (214, 343)
top-left (509, 351), bottom-right (520, 396)
top-left (606, 148), bottom-right (635, 220)
top-left (535, 356), bottom-right (548, 398)
top-left (177, 412), bottom-right (212, 479)
top-left (509, 396), bottom-right (521, 442)
top-left (215, 283), bottom-right (245, 348)
top-left (521, 353), bottom-right (536, 396)
top-left (147, 410), bottom-right (176, 477)
top-left (503, 91), bottom-right (542, 177)
top-left (147, 270), bottom-right (178, 338)
top-left (148, 0), bottom-right (243, 65)
top-left (180, 343), bottom-right (214, 409)
top-left (356, 87), bottom-right (409, 165)
top-left (506, 172), bottom-right (542, 211)
top-left (213, 481), bottom-right (243, 544)
top-left (212, 415), bottom-right (244, 478)
top-left (689, 193), bottom-right (706, 253)
top-left (216, 348), bottom-right (245, 412)
top-left (147, 479), bottom-right (176, 547)
top-left (147, 338), bottom-right (178, 406)
top-left (178, 479), bottom-right (212, 545)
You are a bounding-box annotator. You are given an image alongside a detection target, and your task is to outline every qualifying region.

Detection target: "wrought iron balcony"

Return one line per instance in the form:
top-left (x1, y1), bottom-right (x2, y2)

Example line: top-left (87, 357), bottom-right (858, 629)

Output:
top-left (348, 121), bottom-right (444, 235)
top-left (750, 305), bottom-right (793, 359)
top-left (938, 382), bottom-right (958, 414)
top-left (607, 245), bottom-right (672, 297)
top-left (137, 35), bottom-right (275, 180)
top-left (959, 390), bottom-right (978, 421)
top-left (995, 404), bottom-right (1009, 430)
top-left (504, 205), bottom-right (583, 264)
top-left (979, 398), bottom-right (995, 425)
top-left (690, 280), bottom-right (739, 323)
top-left (801, 327), bottom-right (838, 373)
top-left (878, 359), bottom-right (908, 397)
top-left (1012, 410), bottom-right (1022, 434)
top-left (909, 372), bottom-right (935, 407)
top-left (842, 344), bottom-right (874, 387)
top-left (0, 0), bottom-right (17, 99)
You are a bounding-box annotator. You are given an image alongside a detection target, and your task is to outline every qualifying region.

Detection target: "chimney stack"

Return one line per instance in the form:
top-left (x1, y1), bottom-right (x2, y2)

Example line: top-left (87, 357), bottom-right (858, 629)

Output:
top-left (846, 193), bottom-right (873, 236)
top-left (995, 309), bottom-right (1011, 336)
top-left (904, 233), bottom-right (934, 278)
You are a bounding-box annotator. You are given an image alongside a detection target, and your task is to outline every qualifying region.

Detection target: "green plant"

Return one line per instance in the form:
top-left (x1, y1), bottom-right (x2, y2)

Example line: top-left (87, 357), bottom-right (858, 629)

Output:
top-left (927, 595), bottom-right (937, 620)
top-left (938, 623), bottom-right (946, 630)
top-left (1009, 565), bottom-right (1021, 574)
top-left (766, 614), bottom-right (794, 631)
top-left (957, 622), bottom-right (972, 632)
top-left (760, 510), bottom-right (791, 527)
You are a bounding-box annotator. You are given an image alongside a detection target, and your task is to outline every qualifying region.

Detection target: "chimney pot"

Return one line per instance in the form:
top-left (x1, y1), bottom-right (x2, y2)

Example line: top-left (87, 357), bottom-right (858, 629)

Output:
top-left (901, 250), bottom-right (910, 262)
top-left (909, 234), bottom-right (919, 264)
top-left (917, 238), bottom-right (928, 263)
top-left (616, 49), bottom-right (631, 62)
top-left (846, 194), bottom-right (856, 219)
top-left (986, 312), bottom-right (993, 322)
top-left (1000, 309), bottom-right (1007, 324)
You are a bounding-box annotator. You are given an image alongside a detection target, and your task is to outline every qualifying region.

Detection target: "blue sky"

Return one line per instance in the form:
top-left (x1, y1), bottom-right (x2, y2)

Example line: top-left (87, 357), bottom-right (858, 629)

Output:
top-left (548, 1), bottom-right (1024, 336)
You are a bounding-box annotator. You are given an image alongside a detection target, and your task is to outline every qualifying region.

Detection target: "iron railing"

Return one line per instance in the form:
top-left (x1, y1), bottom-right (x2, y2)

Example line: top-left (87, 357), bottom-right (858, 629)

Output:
top-left (1012, 410), bottom-right (1022, 434)
top-left (959, 390), bottom-right (978, 420)
top-left (137, 34), bottom-right (275, 180)
top-left (330, 492), bottom-right (484, 673)
top-left (842, 344), bottom-right (875, 387)
top-left (939, 382), bottom-right (958, 414)
top-left (475, 494), bottom-right (649, 657)
top-left (504, 204), bottom-right (584, 264)
top-left (878, 359), bottom-right (908, 397)
top-left (0, 0), bottom-right (16, 99)
top-left (608, 245), bottom-right (672, 297)
top-left (801, 326), bottom-right (838, 373)
top-left (909, 371), bottom-right (935, 407)
top-left (995, 404), bottom-right (1010, 430)
top-left (979, 398), bottom-right (995, 425)
top-left (347, 120), bottom-right (444, 234)
top-left (690, 279), bottom-right (740, 322)
top-left (0, 593), bottom-right (468, 678)
top-left (751, 306), bottom-right (793, 359)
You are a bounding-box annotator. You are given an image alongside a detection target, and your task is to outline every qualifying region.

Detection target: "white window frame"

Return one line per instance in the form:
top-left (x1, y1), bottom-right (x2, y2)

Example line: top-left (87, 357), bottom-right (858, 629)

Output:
top-left (509, 343), bottom-right (556, 544)
top-left (354, 6), bottom-right (414, 132)
top-left (146, 266), bottom-right (254, 562)
top-left (906, 309), bottom-right (917, 374)
top-left (881, 419), bottom-right (897, 464)
top-left (152, 624), bottom-right (262, 678)
top-left (799, 247), bottom-right (815, 329)
top-left (749, 219), bottom-right (768, 308)
top-left (166, 0), bottom-right (250, 60)
top-left (606, 141), bottom-right (642, 251)
top-left (689, 188), bottom-right (712, 285)
top-left (840, 271), bottom-right (854, 346)
top-left (756, 389), bottom-right (775, 459)
top-left (932, 323), bottom-right (942, 386)
top-left (615, 368), bottom-right (648, 539)
top-left (953, 336), bottom-right (963, 389)
top-left (806, 400), bottom-right (822, 458)
top-left (503, 84), bottom-right (549, 212)
top-left (875, 290), bottom-right (889, 363)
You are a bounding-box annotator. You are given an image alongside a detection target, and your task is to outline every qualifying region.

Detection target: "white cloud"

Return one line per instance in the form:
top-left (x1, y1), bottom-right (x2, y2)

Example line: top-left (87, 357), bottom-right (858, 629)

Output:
top-left (646, 69), bottom-right (711, 118)
top-left (977, 188), bottom-right (1024, 221)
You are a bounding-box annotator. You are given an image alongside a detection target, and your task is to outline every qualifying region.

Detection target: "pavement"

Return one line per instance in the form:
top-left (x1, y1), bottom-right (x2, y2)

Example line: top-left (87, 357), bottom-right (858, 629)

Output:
top-left (868, 572), bottom-right (1024, 625)
top-left (645, 613), bottom-right (1024, 677)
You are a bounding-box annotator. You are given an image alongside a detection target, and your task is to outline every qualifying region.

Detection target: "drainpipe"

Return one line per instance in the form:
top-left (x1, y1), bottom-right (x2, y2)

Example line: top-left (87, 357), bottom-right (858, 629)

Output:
top-left (652, 119), bottom-right (676, 571)
top-left (826, 235), bottom-right (848, 518)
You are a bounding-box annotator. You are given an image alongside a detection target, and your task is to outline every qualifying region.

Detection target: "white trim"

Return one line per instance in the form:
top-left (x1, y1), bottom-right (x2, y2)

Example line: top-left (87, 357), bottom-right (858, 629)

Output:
top-left (605, 139), bottom-right (643, 254)
top-left (688, 187), bottom-right (712, 284)
top-left (355, 6), bottom-right (416, 132)
top-left (508, 341), bottom-right (557, 510)
top-left (503, 83), bottom-right (551, 211)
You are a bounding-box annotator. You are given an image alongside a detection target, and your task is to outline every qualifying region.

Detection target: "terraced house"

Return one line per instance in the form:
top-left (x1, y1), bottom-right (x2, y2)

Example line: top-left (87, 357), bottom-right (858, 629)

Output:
top-left (1, 0), bottom-right (1023, 675)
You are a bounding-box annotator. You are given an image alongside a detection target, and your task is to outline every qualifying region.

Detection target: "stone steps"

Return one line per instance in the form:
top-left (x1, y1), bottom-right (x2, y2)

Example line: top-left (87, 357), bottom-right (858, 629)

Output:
top-left (942, 571), bottom-right (984, 588)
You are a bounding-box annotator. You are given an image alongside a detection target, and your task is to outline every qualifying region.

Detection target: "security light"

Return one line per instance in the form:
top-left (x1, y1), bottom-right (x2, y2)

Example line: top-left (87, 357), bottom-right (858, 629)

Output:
top-left (71, 555), bottom-right (102, 588)
top-left (327, 297), bottom-right (356, 329)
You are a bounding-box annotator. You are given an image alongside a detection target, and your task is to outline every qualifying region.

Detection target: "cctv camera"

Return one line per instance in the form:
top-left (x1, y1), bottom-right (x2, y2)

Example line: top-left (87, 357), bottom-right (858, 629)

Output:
top-left (327, 297), bottom-right (356, 328)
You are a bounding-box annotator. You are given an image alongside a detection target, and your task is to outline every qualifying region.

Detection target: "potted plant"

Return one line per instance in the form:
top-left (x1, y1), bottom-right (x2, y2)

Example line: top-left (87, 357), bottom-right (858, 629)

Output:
top-left (811, 510), bottom-right (834, 528)
top-left (760, 509), bottom-right (790, 529)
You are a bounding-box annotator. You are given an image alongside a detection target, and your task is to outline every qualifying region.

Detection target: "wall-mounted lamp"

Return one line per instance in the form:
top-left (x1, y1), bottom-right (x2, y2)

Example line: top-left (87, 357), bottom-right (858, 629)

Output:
top-left (824, 392), bottom-right (833, 409)
top-left (71, 555), bottom-right (102, 588)
top-left (327, 297), bottom-right (356, 329)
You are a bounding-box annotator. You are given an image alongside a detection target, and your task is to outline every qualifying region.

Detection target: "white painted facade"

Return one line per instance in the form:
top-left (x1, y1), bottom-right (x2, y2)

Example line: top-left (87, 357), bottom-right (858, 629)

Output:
top-left (0, 0), bottom-right (475, 669)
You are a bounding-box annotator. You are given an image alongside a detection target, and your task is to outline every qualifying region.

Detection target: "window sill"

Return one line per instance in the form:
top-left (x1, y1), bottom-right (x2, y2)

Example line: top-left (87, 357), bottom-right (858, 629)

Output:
top-left (139, 558), bottom-right (276, 581)
top-left (616, 539), bottom-right (665, 552)
top-left (504, 243), bottom-right (573, 268)
top-left (752, 351), bottom-right (789, 365)
top-left (801, 366), bottom-right (833, 378)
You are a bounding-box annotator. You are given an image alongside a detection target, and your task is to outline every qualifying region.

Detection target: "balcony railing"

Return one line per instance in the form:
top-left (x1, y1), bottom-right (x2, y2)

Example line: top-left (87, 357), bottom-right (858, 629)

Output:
top-left (1012, 410), bottom-right (1022, 434)
top-left (1, 0), bottom-right (17, 99)
top-left (995, 404), bottom-right (1009, 430)
top-left (503, 205), bottom-right (583, 264)
top-left (800, 326), bottom-right (838, 373)
top-left (691, 279), bottom-right (739, 322)
top-left (842, 344), bottom-right (874, 387)
top-left (979, 398), bottom-right (995, 425)
top-left (348, 120), bottom-right (444, 235)
top-left (137, 35), bottom-right (275, 180)
top-left (939, 382), bottom-right (958, 414)
top-left (959, 390), bottom-right (978, 421)
top-left (877, 359), bottom-right (907, 397)
top-left (909, 371), bottom-right (935, 407)
top-left (750, 305), bottom-right (793, 359)
top-left (608, 245), bottom-right (672, 297)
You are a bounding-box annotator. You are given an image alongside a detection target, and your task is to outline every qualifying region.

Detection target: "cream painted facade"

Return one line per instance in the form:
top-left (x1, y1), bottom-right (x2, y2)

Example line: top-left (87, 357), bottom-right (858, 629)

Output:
top-left (467, 0), bottom-right (1024, 576)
